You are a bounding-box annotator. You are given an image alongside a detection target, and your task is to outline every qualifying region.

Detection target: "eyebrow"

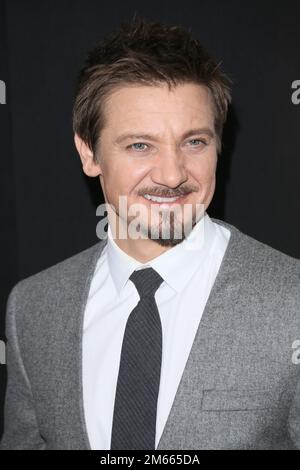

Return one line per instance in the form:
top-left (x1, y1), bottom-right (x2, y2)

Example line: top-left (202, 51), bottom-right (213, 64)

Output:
top-left (114, 127), bottom-right (215, 145)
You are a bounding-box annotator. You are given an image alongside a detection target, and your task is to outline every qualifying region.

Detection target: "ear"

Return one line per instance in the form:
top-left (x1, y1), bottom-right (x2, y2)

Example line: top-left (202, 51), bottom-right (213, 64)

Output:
top-left (74, 133), bottom-right (102, 177)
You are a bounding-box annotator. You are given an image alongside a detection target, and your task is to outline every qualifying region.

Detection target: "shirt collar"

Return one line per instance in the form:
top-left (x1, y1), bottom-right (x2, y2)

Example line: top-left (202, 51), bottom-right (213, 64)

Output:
top-left (106, 211), bottom-right (217, 295)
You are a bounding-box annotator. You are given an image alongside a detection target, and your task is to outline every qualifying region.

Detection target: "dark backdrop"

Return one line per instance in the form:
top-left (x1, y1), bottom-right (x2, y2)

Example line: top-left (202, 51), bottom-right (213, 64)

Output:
top-left (0, 0), bottom-right (299, 437)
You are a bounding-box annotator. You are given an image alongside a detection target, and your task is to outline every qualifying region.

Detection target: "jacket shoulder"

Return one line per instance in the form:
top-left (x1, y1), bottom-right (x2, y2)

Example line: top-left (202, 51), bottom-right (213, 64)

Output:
top-left (7, 239), bottom-right (106, 307)
top-left (213, 216), bottom-right (300, 273)
top-left (212, 217), bottom-right (300, 308)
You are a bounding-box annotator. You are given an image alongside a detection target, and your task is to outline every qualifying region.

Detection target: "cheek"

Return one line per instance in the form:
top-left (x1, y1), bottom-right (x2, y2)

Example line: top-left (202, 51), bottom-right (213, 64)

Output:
top-left (192, 157), bottom-right (217, 184)
top-left (103, 153), bottom-right (145, 181)
top-left (102, 164), bottom-right (137, 201)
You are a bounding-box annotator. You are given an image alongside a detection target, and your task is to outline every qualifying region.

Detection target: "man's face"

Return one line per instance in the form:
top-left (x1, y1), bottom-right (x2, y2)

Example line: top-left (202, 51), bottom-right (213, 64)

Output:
top-left (94, 82), bottom-right (218, 246)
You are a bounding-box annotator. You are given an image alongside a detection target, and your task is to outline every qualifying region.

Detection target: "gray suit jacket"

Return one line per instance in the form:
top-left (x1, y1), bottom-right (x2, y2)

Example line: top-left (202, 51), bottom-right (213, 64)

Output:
top-left (0, 217), bottom-right (299, 450)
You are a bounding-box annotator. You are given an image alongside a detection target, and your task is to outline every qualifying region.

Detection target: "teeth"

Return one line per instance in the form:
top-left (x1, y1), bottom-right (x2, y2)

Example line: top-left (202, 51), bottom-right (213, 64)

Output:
top-left (143, 194), bottom-right (180, 203)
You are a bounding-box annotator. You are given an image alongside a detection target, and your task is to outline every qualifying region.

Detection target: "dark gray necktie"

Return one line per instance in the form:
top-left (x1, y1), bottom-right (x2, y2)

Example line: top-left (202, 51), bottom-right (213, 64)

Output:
top-left (110, 267), bottom-right (164, 450)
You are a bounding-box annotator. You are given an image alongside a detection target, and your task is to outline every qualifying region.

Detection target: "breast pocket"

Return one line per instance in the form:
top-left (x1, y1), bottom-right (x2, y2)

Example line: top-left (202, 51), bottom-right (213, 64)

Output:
top-left (201, 389), bottom-right (284, 411)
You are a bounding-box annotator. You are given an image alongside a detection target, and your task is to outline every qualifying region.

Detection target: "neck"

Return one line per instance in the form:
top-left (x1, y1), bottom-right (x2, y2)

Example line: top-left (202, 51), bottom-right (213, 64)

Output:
top-left (113, 236), bottom-right (172, 264)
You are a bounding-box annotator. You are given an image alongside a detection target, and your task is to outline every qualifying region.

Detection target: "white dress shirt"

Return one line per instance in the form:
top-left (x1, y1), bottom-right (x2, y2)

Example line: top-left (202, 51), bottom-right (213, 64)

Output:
top-left (82, 211), bottom-right (231, 449)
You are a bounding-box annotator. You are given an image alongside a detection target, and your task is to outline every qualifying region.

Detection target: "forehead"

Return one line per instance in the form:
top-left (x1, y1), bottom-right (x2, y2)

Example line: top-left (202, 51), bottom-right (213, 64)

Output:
top-left (102, 82), bottom-right (215, 133)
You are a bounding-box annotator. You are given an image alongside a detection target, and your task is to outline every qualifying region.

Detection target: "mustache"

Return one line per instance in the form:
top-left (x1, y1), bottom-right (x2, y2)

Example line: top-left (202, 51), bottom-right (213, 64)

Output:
top-left (138, 187), bottom-right (197, 197)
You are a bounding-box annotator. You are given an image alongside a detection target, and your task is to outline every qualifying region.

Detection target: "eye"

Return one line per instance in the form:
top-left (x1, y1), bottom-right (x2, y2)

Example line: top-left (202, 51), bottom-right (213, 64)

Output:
top-left (187, 138), bottom-right (208, 147)
top-left (128, 142), bottom-right (149, 151)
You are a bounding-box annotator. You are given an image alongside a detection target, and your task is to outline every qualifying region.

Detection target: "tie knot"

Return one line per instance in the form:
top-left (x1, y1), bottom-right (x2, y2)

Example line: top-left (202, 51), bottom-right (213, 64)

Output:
top-left (129, 267), bottom-right (164, 299)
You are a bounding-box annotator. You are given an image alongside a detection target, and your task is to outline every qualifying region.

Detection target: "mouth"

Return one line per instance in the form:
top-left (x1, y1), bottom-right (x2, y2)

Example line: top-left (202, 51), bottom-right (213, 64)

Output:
top-left (141, 193), bottom-right (191, 207)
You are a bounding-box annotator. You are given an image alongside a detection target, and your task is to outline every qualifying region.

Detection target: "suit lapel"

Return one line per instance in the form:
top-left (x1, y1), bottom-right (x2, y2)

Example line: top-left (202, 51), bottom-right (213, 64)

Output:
top-left (57, 238), bottom-right (108, 449)
top-left (156, 219), bottom-right (243, 449)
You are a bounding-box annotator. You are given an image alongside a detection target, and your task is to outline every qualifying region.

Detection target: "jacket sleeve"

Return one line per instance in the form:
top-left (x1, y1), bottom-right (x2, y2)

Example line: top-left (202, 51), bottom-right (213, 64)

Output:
top-left (288, 371), bottom-right (300, 449)
top-left (0, 283), bottom-right (46, 449)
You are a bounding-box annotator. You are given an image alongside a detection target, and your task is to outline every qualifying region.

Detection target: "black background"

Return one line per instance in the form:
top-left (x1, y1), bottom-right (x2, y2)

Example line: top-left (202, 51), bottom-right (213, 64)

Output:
top-left (0, 0), bottom-right (299, 437)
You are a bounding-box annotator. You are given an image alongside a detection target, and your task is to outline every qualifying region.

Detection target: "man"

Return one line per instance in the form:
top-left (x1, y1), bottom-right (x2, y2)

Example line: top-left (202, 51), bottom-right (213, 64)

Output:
top-left (1, 16), bottom-right (299, 450)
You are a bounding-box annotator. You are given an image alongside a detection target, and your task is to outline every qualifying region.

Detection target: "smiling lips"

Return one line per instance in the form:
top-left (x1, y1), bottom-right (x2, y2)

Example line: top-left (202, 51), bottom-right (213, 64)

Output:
top-left (142, 193), bottom-right (190, 205)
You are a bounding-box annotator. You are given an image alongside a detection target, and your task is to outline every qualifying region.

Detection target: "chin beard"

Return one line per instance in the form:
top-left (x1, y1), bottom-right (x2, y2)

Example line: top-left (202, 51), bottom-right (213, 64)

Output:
top-left (140, 213), bottom-right (197, 247)
top-left (149, 235), bottom-right (186, 248)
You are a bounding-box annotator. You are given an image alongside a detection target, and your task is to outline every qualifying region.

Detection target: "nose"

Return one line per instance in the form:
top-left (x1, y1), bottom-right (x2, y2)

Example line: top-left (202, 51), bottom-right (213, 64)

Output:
top-left (150, 147), bottom-right (188, 189)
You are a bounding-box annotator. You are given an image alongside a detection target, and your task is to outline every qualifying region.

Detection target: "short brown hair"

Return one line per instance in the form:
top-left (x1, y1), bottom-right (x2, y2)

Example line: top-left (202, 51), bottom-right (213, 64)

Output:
top-left (72, 15), bottom-right (232, 161)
